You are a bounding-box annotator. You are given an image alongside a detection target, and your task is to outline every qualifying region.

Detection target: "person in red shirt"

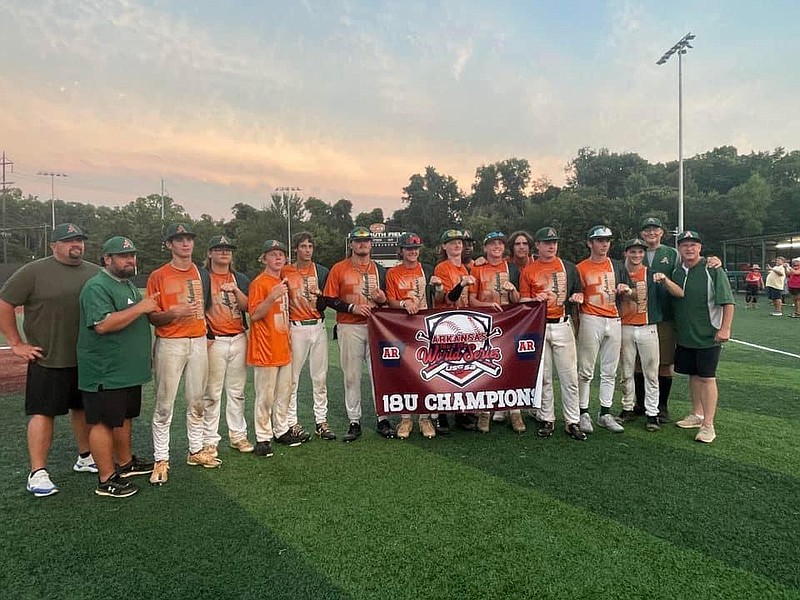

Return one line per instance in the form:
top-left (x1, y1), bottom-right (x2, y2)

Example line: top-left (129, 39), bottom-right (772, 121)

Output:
top-left (743, 264), bottom-right (764, 309)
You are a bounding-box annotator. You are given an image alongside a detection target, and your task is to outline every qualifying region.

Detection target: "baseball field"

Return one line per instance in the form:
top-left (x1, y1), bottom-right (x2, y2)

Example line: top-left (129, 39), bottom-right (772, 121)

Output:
top-left (0, 300), bottom-right (798, 599)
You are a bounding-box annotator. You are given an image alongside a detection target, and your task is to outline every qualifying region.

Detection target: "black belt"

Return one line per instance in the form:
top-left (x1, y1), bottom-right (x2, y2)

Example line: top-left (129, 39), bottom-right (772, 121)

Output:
top-left (215, 333), bottom-right (242, 337)
top-left (546, 316), bottom-right (569, 324)
top-left (291, 319), bottom-right (320, 326)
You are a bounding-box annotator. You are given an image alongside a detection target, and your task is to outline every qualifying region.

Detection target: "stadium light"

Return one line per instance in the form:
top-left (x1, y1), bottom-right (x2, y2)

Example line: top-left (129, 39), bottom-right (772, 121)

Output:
top-left (37, 171), bottom-right (68, 230)
top-left (657, 32), bottom-right (695, 237)
top-left (274, 186), bottom-right (302, 263)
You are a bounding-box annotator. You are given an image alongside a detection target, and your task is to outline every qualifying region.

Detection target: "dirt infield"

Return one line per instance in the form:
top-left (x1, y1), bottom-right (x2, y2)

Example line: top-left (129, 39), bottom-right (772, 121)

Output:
top-left (0, 349), bottom-right (27, 394)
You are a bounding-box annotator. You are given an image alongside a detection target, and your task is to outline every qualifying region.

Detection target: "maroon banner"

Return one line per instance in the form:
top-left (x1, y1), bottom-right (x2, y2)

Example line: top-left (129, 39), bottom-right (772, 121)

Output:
top-left (368, 302), bottom-right (547, 416)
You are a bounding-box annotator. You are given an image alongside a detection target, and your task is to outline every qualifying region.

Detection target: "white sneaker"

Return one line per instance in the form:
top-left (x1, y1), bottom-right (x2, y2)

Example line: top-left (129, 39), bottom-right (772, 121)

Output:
top-left (579, 412), bottom-right (593, 434)
top-left (73, 454), bottom-right (99, 473)
top-left (598, 413), bottom-right (625, 433)
top-left (27, 469), bottom-right (59, 497)
top-left (676, 414), bottom-right (704, 429)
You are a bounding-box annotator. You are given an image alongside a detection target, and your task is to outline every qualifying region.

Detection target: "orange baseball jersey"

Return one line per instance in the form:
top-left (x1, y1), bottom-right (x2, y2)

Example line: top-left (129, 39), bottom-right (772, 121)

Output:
top-left (282, 263), bottom-right (322, 321)
top-left (520, 259), bottom-right (569, 320)
top-left (620, 265), bottom-right (648, 325)
top-left (247, 272), bottom-right (290, 367)
top-left (433, 261), bottom-right (470, 308)
top-left (385, 263), bottom-right (428, 309)
top-left (206, 271), bottom-right (246, 336)
top-left (471, 261), bottom-right (512, 305)
top-left (147, 262), bottom-right (206, 338)
top-left (576, 258), bottom-right (619, 318)
top-left (323, 259), bottom-right (381, 324)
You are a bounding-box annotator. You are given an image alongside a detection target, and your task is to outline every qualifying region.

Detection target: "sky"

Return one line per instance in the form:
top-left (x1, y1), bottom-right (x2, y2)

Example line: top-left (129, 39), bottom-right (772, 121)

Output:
top-left (1, 0), bottom-right (798, 221)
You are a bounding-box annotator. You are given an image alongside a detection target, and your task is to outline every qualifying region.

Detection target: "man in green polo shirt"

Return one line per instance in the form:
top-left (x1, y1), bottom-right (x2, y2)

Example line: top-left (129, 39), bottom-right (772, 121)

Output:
top-left (671, 231), bottom-right (735, 444)
top-left (78, 236), bottom-right (159, 497)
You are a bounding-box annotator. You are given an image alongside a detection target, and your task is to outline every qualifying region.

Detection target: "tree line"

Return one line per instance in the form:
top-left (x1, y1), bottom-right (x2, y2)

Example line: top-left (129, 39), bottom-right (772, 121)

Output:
top-left (1, 145), bottom-right (798, 275)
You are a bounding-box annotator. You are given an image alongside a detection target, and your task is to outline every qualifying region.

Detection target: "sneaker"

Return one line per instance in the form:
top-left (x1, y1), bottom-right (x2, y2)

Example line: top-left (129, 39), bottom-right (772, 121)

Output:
top-left (276, 426), bottom-right (310, 447)
top-left (676, 414), bottom-right (704, 429)
top-left (645, 416), bottom-right (661, 432)
top-left (771, 312), bottom-right (783, 316)
top-left (455, 413), bottom-right (477, 431)
top-left (617, 409), bottom-right (637, 423)
top-left (230, 438), bottom-right (255, 453)
top-left (396, 417), bottom-right (413, 439)
top-left (632, 404), bottom-right (646, 416)
top-left (149, 460), bottom-right (170, 485)
top-left (254, 441), bottom-right (274, 457)
top-left (598, 413), bottom-right (625, 433)
top-left (579, 412), bottom-right (593, 434)
top-left (565, 423), bottom-right (588, 441)
top-left (187, 449), bottom-right (222, 468)
top-left (343, 422), bottom-right (362, 442)
top-left (435, 414), bottom-right (451, 436)
top-left (95, 474), bottom-right (139, 498)
top-left (537, 421), bottom-right (555, 438)
top-left (73, 454), bottom-right (99, 474)
top-left (477, 412), bottom-right (491, 433)
top-left (376, 419), bottom-right (396, 439)
top-left (203, 444), bottom-right (219, 459)
top-left (419, 417), bottom-right (436, 439)
top-left (695, 425), bottom-right (716, 443)
top-left (492, 412), bottom-right (507, 423)
top-left (509, 411), bottom-right (526, 433)
top-left (27, 469), bottom-right (59, 497)
top-left (791, 314), bottom-right (800, 319)
top-left (315, 422), bottom-right (337, 441)
top-left (290, 424), bottom-right (311, 444)
top-left (657, 409), bottom-right (670, 423)
top-left (116, 455), bottom-right (154, 479)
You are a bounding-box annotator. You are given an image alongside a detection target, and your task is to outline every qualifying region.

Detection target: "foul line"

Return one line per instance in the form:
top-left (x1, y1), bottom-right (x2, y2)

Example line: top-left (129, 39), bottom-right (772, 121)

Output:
top-left (729, 338), bottom-right (800, 359)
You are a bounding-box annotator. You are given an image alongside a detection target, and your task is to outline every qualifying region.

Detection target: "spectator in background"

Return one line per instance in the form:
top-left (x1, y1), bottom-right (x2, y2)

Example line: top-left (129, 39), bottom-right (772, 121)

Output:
top-left (744, 264), bottom-right (764, 309)
top-left (789, 258), bottom-right (800, 318)
top-left (765, 256), bottom-right (789, 316)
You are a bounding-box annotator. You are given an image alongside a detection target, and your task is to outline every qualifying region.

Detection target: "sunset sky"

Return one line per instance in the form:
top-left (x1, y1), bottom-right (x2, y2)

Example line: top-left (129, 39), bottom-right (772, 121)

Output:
top-left (2, 0), bottom-right (798, 220)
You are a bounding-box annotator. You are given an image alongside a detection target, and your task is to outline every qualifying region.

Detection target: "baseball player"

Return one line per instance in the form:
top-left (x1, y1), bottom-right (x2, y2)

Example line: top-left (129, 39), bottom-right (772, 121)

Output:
top-left (281, 231), bottom-right (336, 441)
top-left (77, 236), bottom-right (157, 497)
top-left (385, 232), bottom-right (437, 439)
top-left (201, 235), bottom-right (252, 454)
top-left (519, 227), bottom-right (587, 441)
top-left (322, 227), bottom-right (395, 442)
top-left (575, 225), bottom-right (632, 434)
top-left (672, 231), bottom-right (735, 443)
top-left (147, 223), bottom-right (217, 485)
top-left (0, 223), bottom-right (100, 497)
top-left (507, 230), bottom-right (534, 271)
top-left (469, 231), bottom-right (522, 433)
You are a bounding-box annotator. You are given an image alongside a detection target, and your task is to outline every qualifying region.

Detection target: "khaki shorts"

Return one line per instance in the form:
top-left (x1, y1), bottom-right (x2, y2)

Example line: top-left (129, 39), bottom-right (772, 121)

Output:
top-left (657, 321), bottom-right (676, 366)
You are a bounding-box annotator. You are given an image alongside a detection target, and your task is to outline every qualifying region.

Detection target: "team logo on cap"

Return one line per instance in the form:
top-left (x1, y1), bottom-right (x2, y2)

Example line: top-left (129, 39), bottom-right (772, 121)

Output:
top-left (67, 224), bottom-right (77, 234)
top-left (546, 228), bottom-right (557, 238)
top-left (413, 311), bottom-right (503, 387)
top-left (122, 238), bottom-right (134, 249)
top-left (175, 225), bottom-right (186, 234)
top-left (219, 235), bottom-right (230, 245)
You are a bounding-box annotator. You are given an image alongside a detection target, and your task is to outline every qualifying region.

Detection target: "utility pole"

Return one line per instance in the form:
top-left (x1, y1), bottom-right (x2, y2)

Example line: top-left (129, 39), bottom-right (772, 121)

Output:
top-left (161, 178), bottom-right (165, 220)
top-left (1, 151), bottom-right (13, 263)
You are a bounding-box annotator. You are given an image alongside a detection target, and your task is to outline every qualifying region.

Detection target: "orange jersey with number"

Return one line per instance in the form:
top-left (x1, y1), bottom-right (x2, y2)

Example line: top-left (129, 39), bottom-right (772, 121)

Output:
top-left (323, 259), bottom-right (381, 324)
top-left (282, 263), bottom-right (322, 321)
top-left (247, 272), bottom-right (290, 367)
top-left (621, 266), bottom-right (648, 325)
top-left (576, 258), bottom-right (619, 318)
top-left (433, 261), bottom-right (469, 308)
top-left (385, 263), bottom-right (428, 309)
top-left (147, 263), bottom-right (206, 338)
top-left (206, 271), bottom-right (245, 336)
top-left (520, 259), bottom-right (568, 320)
top-left (471, 262), bottom-right (512, 306)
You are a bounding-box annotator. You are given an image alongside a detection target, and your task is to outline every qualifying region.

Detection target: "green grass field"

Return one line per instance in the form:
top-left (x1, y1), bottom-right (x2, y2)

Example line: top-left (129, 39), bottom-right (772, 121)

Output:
top-left (1, 297), bottom-right (799, 599)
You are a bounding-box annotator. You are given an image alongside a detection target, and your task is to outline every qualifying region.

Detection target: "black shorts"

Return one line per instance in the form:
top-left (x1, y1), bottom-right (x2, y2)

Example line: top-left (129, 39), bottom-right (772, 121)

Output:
top-left (766, 287), bottom-right (782, 300)
top-left (674, 345), bottom-right (722, 378)
top-left (25, 363), bottom-right (83, 416)
top-left (82, 386), bottom-right (142, 428)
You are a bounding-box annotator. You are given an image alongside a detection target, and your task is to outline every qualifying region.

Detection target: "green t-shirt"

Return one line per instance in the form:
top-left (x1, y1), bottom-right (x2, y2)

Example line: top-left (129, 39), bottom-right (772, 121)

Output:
top-left (644, 244), bottom-right (678, 321)
top-left (0, 257), bottom-right (100, 367)
top-left (77, 270), bottom-right (153, 391)
top-left (671, 258), bottom-right (735, 348)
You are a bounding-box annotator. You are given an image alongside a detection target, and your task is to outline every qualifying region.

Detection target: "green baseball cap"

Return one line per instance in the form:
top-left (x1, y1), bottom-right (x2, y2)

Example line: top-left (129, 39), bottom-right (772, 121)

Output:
top-left (440, 228), bottom-right (465, 244)
top-left (641, 216), bottom-right (664, 229)
top-left (461, 229), bottom-right (475, 242)
top-left (101, 236), bottom-right (137, 255)
top-left (208, 234), bottom-right (236, 250)
top-left (51, 223), bottom-right (87, 242)
top-left (534, 227), bottom-right (560, 242)
top-left (262, 239), bottom-right (288, 254)
top-left (163, 222), bottom-right (196, 242)
top-left (676, 230), bottom-right (702, 244)
top-left (398, 232), bottom-right (423, 248)
top-left (623, 238), bottom-right (647, 251)
top-left (348, 227), bottom-right (372, 242)
top-left (588, 225), bottom-right (613, 239)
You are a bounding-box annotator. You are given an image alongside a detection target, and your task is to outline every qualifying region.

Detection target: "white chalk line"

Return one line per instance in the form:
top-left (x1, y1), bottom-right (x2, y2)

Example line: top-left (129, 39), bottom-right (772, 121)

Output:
top-left (729, 339), bottom-right (800, 359)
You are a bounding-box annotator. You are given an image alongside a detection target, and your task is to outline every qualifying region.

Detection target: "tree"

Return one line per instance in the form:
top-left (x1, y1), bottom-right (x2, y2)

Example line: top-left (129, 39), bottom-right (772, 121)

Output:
top-left (355, 208), bottom-right (384, 228)
top-left (566, 147), bottom-right (655, 199)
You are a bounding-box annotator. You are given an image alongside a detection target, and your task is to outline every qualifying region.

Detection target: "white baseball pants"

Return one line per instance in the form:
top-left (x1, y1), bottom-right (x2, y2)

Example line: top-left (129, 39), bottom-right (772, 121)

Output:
top-left (203, 333), bottom-right (248, 446)
top-left (289, 320), bottom-right (329, 425)
top-left (254, 365), bottom-right (291, 442)
top-left (620, 324), bottom-right (660, 416)
top-left (577, 314), bottom-right (622, 410)
top-left (539, 320), bottom-right (581, 425)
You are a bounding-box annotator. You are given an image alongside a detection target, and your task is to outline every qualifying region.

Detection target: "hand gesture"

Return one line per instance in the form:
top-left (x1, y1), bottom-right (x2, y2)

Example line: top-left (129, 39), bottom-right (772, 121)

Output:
top-left (569, 292), bottom-right (584, 304)
top-left (138, 292), bottom-right (160, 314)
top-left (11, 343), bottom-right (44, 361)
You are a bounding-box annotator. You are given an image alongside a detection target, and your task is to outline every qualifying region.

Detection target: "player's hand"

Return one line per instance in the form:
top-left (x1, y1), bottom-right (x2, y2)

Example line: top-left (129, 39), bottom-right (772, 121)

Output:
top-left (502, 281), bottom-right (517, 293)
top-left (371, 289), bottom-right (387, 305)
top-left (220, 282), bottom-right (238, 293)
top-left (138, 293), bottom-right (160, 314)
top-left (569, 292), bottom-right (584, 304)
top-left (715, 327), bottom-right (731, 343)
top-left (11, 343), bottom-right (44, 361)
top-left (706, 255), bottom-right (722, 269)
top-left (429, 276), bottom-right (443, 290)
top-left (460, 275), bottom-right (475, 287)
top-left (270, 279), bottom-right (289, 301)
top-left (171, 302), bottom-right (196, 319)
top-left (353, 304), bottom-right (372, 317)
top-left (403, 298), bottom-right (419, 315)
top-left (616, 284), bottom-right (631, 295)
top-left (653, 273), bottom-right (667, 283)
top-left (490, 302), bottom-right (502, 312)
top-left (307, 286), bottom-right (321, 297)
top-left (473, 256), bottom-right (487, 267)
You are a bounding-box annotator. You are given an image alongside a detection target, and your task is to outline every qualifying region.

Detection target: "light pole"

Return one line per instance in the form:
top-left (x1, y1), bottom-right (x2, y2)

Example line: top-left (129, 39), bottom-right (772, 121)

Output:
top-left (274, 186), bottom-right (302, 263)
top-left (657, 32), bottom-right (695, 237)
top-left (37, 171), bottom-right (68, 230)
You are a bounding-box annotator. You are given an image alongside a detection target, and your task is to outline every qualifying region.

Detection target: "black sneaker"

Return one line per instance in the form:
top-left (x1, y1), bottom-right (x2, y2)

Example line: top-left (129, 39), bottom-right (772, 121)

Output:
top-left (618, 409), bottom-right (638, 423)
top-left (537, 421), bottom-right (555, 437)
top-left (376, 419), bottom-right (396, 439)
top-left (435, 414), bottom-right (451, 436)
top-left (343, 422), bottom-right (362, 442)
top-left (455, 413), bottom-right (478, 431)
top-left (646, 416), bottom-right (661, 432)
top-left (254, 441), bottom-right (274, 457)
top-left (657, 409), bottom-right (670, 423)
top-left (632, 404), bottom-right (646, 416)
top-left (565, 423), bottom-right (588, 441)
top-left (95, 474), bottom-right (139, 498)
top-left (276, 425), bottom-right (310, 447)
top-left (315, 422), bottom-right (337, 440)
top-left (116, 455), bottom-right (155, 479)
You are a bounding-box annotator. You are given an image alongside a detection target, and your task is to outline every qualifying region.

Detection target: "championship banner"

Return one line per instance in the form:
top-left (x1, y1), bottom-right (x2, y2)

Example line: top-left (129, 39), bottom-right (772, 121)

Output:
top-left (369, 302), bottom-right (547, 417)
